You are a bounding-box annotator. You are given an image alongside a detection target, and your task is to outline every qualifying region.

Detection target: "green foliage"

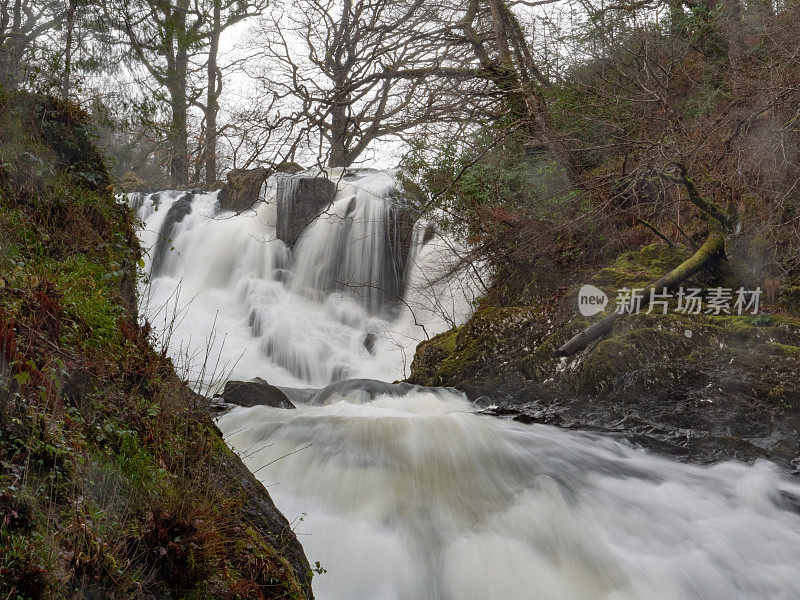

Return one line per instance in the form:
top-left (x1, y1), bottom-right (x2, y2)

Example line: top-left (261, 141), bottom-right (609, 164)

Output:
top-left (401, 127), bottom-right (575, 216)
top-left (50, 255), bottom-right (123, 349)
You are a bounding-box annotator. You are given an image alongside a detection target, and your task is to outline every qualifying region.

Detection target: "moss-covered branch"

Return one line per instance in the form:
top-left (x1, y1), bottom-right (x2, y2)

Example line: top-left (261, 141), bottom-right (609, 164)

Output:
top-left (666, 164), bottom-right (733, 231)
top-left (556, 231), bottom-right (726, 356)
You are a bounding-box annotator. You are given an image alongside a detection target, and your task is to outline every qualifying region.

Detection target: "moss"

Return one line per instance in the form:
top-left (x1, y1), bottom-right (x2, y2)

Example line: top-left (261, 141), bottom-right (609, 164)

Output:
top-left (410, 325), bottom-right (485, 385)
top-left (436, 331), bottom-right (488, 379)
top-left (592, 243), bottom-right (692, 289)
top-left (432, 327), bottom-right (460, 354)
top-left (768, 342), bottom-right (800, 356)
top-left (578, 323), bottom-right (691, 393)
top-left (50, 256), bottom-right (125, 349)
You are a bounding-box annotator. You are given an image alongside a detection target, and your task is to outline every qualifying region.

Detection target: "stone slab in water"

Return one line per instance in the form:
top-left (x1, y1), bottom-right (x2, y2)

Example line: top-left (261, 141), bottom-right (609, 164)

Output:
top-left (223, 378), bottom-right (296, 409)
top-left (217, 168), bottom-right (270, 213)
top-left (309, 378), bottom-right (427, 405)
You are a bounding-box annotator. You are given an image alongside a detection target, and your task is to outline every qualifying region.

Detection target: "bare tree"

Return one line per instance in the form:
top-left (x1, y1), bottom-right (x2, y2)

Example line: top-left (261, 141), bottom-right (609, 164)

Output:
top-left (100, 0), bottom-right (209, 186)
top-left (196, 0), bottom-right (268, 184)
top-left (252, 0), bottom-right (479, 168)
top-left (0, 0), bottom-right (64, 88)
top-left (100, 0), bottom-right (269, 186)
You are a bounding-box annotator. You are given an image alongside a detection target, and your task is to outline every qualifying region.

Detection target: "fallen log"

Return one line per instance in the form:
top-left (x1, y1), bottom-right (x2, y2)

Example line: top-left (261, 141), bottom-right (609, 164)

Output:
top-left (556, 232), bottom-right (726, 356)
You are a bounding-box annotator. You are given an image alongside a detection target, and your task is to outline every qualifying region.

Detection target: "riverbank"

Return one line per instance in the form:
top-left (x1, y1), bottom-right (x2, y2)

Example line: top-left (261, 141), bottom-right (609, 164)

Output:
top-left (409, 243), bottom-right (800, 468)
top-left (0, 93), bottom-right (313, 599)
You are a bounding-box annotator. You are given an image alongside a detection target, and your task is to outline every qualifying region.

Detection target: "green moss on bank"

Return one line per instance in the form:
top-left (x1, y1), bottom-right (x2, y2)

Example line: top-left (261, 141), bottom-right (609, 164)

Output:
top-left (592, 243), bottom-right (692, 289)
top-left (0, 93), bottom-right (311, 600)
top-left (410, 240), bottom-right (800, 417)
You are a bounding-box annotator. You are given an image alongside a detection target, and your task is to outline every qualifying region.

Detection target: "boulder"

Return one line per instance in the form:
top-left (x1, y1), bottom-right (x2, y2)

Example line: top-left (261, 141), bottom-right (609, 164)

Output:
top-left (223, 378), bottom-right (296, 409)
top-left (119, 171), bottom-right (158, 193)
top-left (309, 378), bottom-right (422, 405)
top-left (217, 168), bottom-right (270, 213)
top-left (275, 175), bottom-right (336, 247)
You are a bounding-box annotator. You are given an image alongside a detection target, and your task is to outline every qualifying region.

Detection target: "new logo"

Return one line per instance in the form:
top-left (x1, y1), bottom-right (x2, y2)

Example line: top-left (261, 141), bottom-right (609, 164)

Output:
top-left (578, 284), bottom-right (608, 316)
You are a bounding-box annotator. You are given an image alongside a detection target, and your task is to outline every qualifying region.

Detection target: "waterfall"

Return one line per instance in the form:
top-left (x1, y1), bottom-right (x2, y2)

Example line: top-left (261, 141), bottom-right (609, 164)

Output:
top-left (132, 169), bottom-right (479, 388)
top-left (132, 172), bottom-right (800, 600)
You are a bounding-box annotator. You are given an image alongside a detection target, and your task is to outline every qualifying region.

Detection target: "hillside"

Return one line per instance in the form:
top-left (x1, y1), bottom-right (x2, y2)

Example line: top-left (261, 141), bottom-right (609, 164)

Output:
top-left (0, 93), bottom-right (313, 599)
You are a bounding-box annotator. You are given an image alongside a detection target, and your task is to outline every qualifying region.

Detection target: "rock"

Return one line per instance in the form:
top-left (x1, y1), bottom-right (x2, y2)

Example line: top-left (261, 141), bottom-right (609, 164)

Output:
top-left (217, 168), bottom-right (270, 213)
top-left (309, 378), bottom-right (424, 405)
top-left (119, 171), bottom-right (157, 192)
top-left (408, 243), bottom-right (800, 467)
top-left (363, 332), bottom-right (377, 354)
top-left (275, 175), bottom-right (336, 247)
top-left (384, 198), bottom-right (418, 303)
top-left (422, 222), bottom-right (436, 245)
top-left (223, 378), bottom-right (296, 409)
top-left (208, 396), bottom-right (233, 414)
top-left (150, 191), bottom-right (194, 276)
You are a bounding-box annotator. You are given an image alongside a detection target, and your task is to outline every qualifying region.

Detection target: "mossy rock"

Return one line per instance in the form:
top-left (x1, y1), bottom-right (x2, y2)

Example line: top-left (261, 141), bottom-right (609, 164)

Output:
top-left (409, 304), bottom-right (556, 386)
top-left (578, 319), bottom-right (694, 393)
top-left (0, 92), bottom-right (313, 600)
top-left (576, 312), bottom-right (800, 405)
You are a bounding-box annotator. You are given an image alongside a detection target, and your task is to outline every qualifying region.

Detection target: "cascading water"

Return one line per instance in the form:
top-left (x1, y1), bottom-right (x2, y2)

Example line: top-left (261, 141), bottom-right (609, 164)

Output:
top-left (133, 172), bottom-right (800, 600)
top-left (133, 170), bottom-right (477, 388)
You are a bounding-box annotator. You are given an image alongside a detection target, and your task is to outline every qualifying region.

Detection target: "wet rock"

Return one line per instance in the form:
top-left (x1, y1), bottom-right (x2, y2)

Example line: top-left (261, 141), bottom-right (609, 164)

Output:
top-left (363, 332), bottom-right (377, 354)
top-left (217, 168), bottom-right (270, 213)
top-left (422, 223), bottom-right (436, 245)
top-left (223, 378), bottom-right (296, 409)
top-left (149, 191), bottom-right (195, 276)
top-left (275, 175), bottom-right (336, 247)
top-left (384, 199), bottom-right (418, 307)
top-left (310, 378), bottom-right (423, 405)
top-left (208, 396), bottom-right (234, 414)
top-left (409, 243), bottom-right (800, 467)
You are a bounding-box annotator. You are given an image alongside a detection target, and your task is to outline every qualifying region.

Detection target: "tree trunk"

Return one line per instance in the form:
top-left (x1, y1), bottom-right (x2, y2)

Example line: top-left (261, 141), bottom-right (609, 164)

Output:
top-left (169, 0), bottom-right (190, 187)
top-left (204, 0), bottom-right (221, 184)
top-left (0, 0), bottom-right (26, 88)
top-left (61, 0), bottom-right (76, 99)
top-left (328, 98), bottom-right (349, 168)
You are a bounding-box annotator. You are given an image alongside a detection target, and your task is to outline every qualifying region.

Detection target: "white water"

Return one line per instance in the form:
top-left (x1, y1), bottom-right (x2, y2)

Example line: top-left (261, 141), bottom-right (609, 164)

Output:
top-left (133, 173), bottom-right (800, 599)
top-left (219, 389), bottom-right (800, 600)
top-left (133, 171), bottom-right (479, 388)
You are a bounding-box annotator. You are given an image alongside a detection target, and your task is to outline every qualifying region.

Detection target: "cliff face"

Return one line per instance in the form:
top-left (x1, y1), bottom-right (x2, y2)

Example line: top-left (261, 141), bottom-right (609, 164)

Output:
top-left (409, 244), bottom-right (800, 468)
top-left (0, 93), bottom-right (313, 599)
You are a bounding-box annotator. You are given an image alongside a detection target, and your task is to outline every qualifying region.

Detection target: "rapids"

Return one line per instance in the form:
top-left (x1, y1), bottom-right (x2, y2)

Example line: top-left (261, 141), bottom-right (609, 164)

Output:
top-left (132, 172), bottom-right (800, 600)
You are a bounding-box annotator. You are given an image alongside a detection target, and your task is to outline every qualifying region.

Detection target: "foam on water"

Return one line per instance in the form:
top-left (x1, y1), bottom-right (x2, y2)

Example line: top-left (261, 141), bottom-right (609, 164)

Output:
top-left (219, 388), bottom-right (800, 600)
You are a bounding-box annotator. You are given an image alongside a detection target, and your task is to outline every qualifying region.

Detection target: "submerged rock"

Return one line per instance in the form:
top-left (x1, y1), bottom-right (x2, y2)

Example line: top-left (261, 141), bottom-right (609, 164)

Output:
top-left (223, 378), bottom-right (296, 409)
top-left (310, 378), bottom-right (424, 405)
